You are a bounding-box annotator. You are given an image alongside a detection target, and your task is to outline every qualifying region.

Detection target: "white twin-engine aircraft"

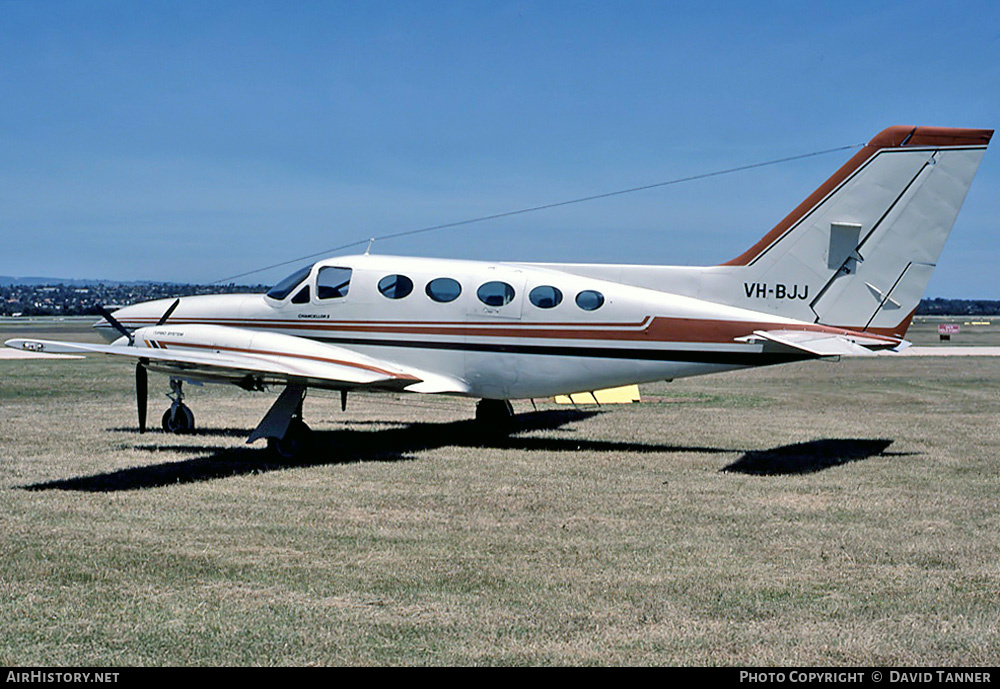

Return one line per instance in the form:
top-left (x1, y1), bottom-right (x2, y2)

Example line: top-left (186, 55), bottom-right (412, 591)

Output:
top-left (7, 125), bottom-right (992, 457)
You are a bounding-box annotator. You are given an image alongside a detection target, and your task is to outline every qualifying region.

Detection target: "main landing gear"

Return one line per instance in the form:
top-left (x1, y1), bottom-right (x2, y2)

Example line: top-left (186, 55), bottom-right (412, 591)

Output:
top-left (247, 384), bottom-right (312, 459)
top-left (267, 416), bottom-right (311, 459)
top-left (475, 399), bottom-right (515, 431)
top-left (161, 378), bottom-right (195, 434)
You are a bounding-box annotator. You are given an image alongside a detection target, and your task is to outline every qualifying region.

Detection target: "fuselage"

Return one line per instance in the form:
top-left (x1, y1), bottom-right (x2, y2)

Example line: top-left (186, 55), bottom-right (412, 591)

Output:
top-left (98, 254), bottom-right (874, 399)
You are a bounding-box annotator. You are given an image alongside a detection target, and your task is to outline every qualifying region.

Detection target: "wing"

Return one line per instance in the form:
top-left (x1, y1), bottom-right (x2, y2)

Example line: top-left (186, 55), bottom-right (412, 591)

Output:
top-left (5, 323), bottom-right (469, 394)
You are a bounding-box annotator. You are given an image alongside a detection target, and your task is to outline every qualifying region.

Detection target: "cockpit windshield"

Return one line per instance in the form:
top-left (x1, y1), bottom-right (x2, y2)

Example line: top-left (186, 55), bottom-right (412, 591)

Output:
top-left (266, 265), bottom-right (312, 300)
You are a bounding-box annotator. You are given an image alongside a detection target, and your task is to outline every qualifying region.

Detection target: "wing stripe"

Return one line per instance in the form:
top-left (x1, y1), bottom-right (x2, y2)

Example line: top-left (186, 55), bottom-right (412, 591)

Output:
top-left (150, 339), bottom-right (419, 380)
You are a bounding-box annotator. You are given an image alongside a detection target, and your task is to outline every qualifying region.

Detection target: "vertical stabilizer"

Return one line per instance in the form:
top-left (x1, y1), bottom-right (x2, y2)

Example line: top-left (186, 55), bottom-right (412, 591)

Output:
top-left (528, 126), bottom-right (991, 337)
top-left (724, 126), bottom-right (992, 335)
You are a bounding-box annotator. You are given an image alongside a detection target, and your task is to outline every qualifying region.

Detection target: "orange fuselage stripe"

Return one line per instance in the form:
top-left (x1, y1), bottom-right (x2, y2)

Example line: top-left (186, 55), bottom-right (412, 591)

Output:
top-left (134, 315), bottom-right (900, 346)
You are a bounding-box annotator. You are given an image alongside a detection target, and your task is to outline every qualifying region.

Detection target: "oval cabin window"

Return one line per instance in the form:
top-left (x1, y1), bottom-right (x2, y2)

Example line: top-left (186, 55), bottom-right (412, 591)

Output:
top-left (378, 274), bottom-right (413, 299)
top-left (426, 277), bottom-right (463, 303)
top-left (477, 281), bottom-right (516, 307)
top-left (575, 290), bottom-right (605, 311)
top-left (528, 285), bottom-right (562, 309)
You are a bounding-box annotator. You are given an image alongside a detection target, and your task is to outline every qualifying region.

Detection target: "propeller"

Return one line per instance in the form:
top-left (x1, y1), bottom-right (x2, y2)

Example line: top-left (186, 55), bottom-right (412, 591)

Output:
top-left (157, 298), bottom-right (180, 326)
top-left (136, 361), bottom-right (148, 433)
top-left (97, 299), bottom-right (179, 433)
top-left (96, 305), bottom-right (134, 345)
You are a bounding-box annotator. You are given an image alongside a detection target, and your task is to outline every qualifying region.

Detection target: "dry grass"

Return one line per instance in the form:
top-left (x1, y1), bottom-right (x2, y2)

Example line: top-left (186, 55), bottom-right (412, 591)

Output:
top-left (1, 318), bottom-right (999, 665)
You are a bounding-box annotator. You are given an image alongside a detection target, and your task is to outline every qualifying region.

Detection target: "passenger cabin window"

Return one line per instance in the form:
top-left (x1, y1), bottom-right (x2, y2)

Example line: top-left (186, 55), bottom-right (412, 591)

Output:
top-left (266, 265), bottom-right (312, 300)
top-left (291, 286), bottom-right (310, 304)
top-left (575, 290), bottom-right (605, 311)
top-left (426, 277), bottom-right (462, 303)
top-left (317, 266), bottom-right (352, 300)
top-left (529, 285), bottom-right (562, 309)
top-left (477, 281), bottom-right (515, 307)
top-left (378, 274), bottom-right (413, 300)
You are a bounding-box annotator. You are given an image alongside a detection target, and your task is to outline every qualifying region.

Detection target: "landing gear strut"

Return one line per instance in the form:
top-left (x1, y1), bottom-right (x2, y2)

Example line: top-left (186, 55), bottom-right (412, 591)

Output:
top-left (161, 378), bottom-right (195, 433)
top-left (247, 385), bottom-right (312, 458)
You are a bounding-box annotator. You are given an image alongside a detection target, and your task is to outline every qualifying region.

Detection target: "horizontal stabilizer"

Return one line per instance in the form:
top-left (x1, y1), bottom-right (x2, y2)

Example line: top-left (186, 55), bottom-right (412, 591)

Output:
top-left (743, 329), bottom-right (906, 357)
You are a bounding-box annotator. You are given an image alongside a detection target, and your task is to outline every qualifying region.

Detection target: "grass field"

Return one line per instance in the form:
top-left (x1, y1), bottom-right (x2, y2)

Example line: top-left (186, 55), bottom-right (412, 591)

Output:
top-left (1, 318), bottom-right (999, 665)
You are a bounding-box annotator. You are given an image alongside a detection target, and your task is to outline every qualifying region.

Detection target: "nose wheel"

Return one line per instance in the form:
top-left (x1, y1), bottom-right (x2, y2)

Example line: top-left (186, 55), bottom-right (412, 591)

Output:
top-left (161, 378), bottom-right (196, 434)
top-left (162, 405), bottom-right (195, 433)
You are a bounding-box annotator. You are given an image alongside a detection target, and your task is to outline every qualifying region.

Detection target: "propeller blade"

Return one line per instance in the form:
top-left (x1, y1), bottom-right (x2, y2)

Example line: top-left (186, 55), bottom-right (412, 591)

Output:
top-left (136, 362), bottom-right (148, 433)
top-left (97, 305), bottom-right (133, 344)
top-left (156, 298), bottom-right (181, 326)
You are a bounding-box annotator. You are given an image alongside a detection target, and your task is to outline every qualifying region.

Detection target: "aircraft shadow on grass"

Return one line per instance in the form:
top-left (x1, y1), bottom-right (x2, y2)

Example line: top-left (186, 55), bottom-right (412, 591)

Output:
top-left (721, 438), bottom-right (915, 476)
top-left (22, 410), bottom-right (912, 492)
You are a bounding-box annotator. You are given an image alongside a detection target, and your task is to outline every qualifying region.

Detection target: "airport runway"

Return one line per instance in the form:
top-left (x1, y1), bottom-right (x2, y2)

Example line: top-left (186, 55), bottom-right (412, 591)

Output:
top-left (877, 346), bottom-right (1000, 357)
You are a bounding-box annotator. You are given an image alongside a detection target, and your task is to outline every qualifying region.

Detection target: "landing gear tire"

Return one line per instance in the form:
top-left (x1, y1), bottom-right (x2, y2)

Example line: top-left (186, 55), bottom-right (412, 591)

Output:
top-left (161, 404), bottom-right (195, 433)
top-left (475, 399), bottom-right (515, 432)
top-left (267, 419), bottom-right (312, 459)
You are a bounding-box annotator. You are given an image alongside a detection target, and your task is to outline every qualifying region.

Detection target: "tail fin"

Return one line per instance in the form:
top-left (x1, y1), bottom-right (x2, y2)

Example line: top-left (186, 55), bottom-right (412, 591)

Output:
top-left (726, 126), bottom-right (992, 335)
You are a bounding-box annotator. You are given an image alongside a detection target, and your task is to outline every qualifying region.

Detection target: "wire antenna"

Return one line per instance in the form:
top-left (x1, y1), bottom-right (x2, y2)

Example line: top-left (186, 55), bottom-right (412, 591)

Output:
top-left (211, 142), bottom-right (864, 285)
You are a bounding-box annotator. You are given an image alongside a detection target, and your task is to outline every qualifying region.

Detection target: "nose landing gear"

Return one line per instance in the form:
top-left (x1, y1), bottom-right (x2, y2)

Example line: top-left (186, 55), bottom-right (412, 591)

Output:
top-left (161, 378), bottom-right (195, 433)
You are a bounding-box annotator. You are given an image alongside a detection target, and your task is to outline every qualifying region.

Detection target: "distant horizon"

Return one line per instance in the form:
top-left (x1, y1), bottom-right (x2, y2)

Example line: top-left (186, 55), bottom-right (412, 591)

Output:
top-left (0, 274), bottom-right (268, 287)
top-left (0, 274), bottom-right (996, 303)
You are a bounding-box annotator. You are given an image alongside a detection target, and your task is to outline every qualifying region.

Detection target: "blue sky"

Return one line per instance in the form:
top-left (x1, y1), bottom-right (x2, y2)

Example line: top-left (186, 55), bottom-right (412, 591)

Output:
top-left (1, 1), bottom-right (997, 296)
